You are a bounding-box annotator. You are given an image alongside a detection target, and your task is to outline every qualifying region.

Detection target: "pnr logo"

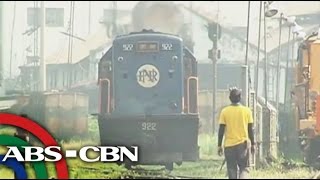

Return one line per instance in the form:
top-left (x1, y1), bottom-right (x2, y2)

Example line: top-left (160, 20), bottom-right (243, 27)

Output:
top-left (136, 64), bottom-right (160, 88)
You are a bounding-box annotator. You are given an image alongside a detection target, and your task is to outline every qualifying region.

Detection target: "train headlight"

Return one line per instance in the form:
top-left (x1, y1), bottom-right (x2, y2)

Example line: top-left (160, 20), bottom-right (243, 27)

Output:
top-left (170, 102), bottom-right (178, 110)
top-left (118, 56), bottom-right (124, 62)
top-left (172, 56), bottom-right (178, 62)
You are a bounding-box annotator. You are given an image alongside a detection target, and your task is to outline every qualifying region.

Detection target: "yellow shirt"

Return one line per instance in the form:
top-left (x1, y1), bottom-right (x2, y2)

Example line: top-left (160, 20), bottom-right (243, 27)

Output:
top-left (219, 104), bottom-right (253, 147)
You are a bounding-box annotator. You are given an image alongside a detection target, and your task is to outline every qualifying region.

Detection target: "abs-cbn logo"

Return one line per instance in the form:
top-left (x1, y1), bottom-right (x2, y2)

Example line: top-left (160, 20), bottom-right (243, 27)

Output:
top-left (0, 113), bottom-right (138, 179)
top-left (3, 146), bottom-right (139, 163)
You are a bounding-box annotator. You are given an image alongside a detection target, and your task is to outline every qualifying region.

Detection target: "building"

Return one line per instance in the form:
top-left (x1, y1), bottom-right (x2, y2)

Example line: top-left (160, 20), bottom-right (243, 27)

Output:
top-left (184, 2), bottom-right (320, 105)
top-left (14, 1), bottom-right (320, 114)
top-left (1, 1), bottom-right (133, 79)
top-left (17, 6), bottom-right (131, 112)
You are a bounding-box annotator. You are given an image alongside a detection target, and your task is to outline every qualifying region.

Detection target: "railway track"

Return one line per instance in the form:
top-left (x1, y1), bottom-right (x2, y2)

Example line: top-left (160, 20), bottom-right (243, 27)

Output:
top-left (121, 168), bottom-right (211, 179)
top-left (57, 157), bottom-right (320, 179)
top-left (71, 159), bottom-right (221, 179)
top-left (312, 171), bottom-right (320, 179)
top-left (71, 165), bottom-right (211, 179)
top-left (119, 160), bottom-right (219, 179)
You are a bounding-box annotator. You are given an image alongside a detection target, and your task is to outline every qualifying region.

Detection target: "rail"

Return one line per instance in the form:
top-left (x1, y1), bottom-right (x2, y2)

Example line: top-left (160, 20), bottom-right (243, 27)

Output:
top-left (312, 171), bottom-right (320, 179)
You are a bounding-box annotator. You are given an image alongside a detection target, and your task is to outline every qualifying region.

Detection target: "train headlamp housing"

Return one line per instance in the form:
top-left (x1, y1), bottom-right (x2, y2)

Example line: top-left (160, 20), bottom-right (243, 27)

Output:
top-left (118, 56), bottom-right (124, 62)
top-left (172, 56), bottom-right (178, 62)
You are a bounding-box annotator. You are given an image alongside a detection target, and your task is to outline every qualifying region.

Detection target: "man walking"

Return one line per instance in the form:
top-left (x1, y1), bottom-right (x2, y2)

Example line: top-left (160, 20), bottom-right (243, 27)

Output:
top-left (217, 87), bottom-right (255, 179)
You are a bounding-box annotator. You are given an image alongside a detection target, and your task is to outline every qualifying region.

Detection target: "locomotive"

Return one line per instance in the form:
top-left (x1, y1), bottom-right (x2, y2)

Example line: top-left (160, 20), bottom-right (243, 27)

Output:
top-left (97, 29), bottom-right (199, 170)
top-left (293, 31), bottom-right (320, 169)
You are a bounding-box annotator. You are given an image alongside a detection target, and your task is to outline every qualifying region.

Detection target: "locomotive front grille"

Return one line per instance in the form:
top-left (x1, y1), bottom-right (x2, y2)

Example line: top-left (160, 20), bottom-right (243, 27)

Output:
top-left (98, 114), bottom-right (199, 154)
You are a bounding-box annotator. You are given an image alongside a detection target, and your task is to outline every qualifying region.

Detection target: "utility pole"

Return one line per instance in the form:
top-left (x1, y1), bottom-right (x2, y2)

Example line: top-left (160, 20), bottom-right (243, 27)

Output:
top-left (263, 2), bottom-right (268, 106)
top-left (189, 1), bottom-right (194, 52)
top-left (88, 1), bottom-right (91, 35)
top-left (208, 21), bottom-right (221, 134)
top-left (276, 13), bottom-right (283, 112)
top-left (39, 1), bottom-right (46, 91)
top-left (284, 26), bottom-right (292, 112)
top-left (190, 1), bottom-right (193, 41)
top-left (9, 1), bottom-right (16, 79)
top-left (0, 1), bottom-right (3, 88)
top-left (207, 2), bottom-right (221, 135)
top-left (255, 1), bottom-right (262, 102)
top-left (243, 1), bottom-right (251, 107)
top-left (212, 33), bottom-right (218, 135)
top-left (112, 1), bottom-right (117, 37)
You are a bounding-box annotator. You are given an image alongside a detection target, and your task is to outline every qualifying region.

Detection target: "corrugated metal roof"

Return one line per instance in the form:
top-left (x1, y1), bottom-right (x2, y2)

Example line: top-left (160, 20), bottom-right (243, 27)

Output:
top-left (45, 27), bottom-right (112, 64)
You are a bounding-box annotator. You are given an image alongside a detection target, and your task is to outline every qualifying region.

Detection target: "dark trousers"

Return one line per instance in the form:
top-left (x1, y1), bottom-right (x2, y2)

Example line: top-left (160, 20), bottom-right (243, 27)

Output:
top-left (224, 142), bottom-right (249, 179)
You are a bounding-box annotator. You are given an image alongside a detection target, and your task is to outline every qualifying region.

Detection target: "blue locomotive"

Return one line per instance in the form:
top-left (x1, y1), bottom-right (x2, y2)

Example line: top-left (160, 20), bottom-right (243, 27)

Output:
top-left (97, 29), bottom-right (199, 170)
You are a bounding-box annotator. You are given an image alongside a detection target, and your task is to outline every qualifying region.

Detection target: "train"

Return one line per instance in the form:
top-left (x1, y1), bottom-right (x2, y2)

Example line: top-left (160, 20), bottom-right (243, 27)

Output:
top-left (97, 29), bottom-right (200, 170)
top-left (293, 30), bottom-right (320, 169)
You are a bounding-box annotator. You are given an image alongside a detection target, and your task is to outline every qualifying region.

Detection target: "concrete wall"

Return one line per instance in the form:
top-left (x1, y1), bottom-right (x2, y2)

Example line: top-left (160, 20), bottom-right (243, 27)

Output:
top-left (198, 90), bottom-right (230, 134)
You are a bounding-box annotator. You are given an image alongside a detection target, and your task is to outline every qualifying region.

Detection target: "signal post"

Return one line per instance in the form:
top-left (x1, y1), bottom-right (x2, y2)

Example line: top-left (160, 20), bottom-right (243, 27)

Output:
top-left (208, 22), bottom-right (221, 135)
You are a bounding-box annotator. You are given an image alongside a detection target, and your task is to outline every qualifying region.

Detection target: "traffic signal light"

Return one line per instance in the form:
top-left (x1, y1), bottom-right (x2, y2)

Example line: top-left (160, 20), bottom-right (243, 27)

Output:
top-left (207, 22), bottom-right (222, 42)
top-left (208, 48), bottom-right (221, 60)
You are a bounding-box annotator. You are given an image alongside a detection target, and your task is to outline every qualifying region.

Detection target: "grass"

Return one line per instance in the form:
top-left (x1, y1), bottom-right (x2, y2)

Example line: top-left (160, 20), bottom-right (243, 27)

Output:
top-left (0, 117), bottom-right (316, 179)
